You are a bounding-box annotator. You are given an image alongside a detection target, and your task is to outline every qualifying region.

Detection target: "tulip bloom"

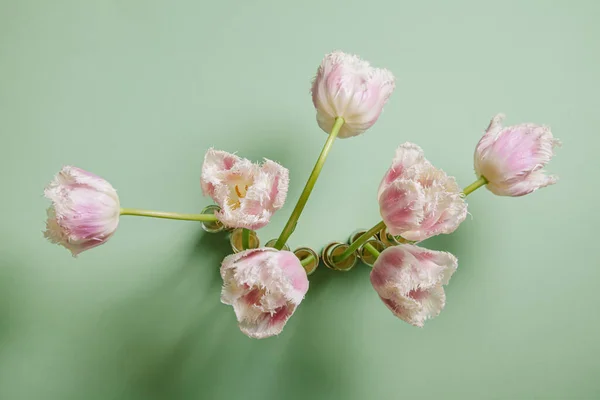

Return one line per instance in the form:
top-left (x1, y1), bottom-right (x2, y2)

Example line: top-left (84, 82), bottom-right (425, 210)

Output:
top-left (370, 244), bottom-right (457, 327)
top-left (44, 166), bottom-right (120, 256)
top-left (220, 248), bottom-right (309, 339)
top-left (474, 114), bottom-right (560, 196)
top-left (201, 149), bottom-right (289, 230)
top-left (378, 143), bottom-right (467, 242)
top-left (311, 51), bottom-right (396, 138)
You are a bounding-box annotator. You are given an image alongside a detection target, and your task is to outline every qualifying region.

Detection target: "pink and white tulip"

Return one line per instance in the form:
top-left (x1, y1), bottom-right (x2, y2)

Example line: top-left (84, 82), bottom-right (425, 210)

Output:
top-left (311, 51), bottom-right (396, 138)
top-left (370, 244), bottom-right (457, 327)
top-left (201, 149), bottom-right (289, 230)
top-left (44, 166), bottom-right (120, 256)
top-left (220, 248), bottom-right (309, 339)
top-left (474, 114), bottom-right (560, 196)
top-left (378, 143), bottom-right (467, 242)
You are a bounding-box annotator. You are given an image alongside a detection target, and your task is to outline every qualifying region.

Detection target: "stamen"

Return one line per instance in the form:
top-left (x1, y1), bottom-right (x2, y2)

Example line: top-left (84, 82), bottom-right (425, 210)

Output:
top-left (235, 185), bottom-right (244, 198)
top-left (228, 198), bottom-right (241, 210)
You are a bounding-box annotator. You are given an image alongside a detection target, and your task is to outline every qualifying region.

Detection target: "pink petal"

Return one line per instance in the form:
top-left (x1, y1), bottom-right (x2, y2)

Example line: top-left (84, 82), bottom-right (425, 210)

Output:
top-left (200, 148), bottom-right (245, 197)
top-left (379, 180), bottom-right (424, 236)
top-left (261, 158), bottom-right (289, 211)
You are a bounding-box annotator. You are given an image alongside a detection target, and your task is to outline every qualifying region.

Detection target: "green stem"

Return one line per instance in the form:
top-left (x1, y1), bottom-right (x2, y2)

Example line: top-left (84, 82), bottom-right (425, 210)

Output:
top-left (300, 255), bottom-right (315, 267)
top-left (242, 228), bottom-right (250, 250)
top-left (333, 220), bottom-right (386, 263)
top-left (274, 117), bottom-right (345, 250)
top-left (363, 242), bottom-right (380, 259)
top-left (120, 208), bottom-right (218, 222)
top-left (462, 176), bottom-right (488, 196)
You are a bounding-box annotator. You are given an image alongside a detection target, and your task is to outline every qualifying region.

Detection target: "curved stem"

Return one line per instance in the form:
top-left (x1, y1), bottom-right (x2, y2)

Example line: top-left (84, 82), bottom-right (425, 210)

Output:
top-left (333, 220), bottom-right (386, 263)
top-left (300, 254), bottom-right (315, 267)
top-left (120, 208), bottom-right (218, 222)
top-left (363, 242), bottom-right (380, 259)
top-left (242, 228), bottom-right (250, 250)
top-left (274, 117), bottom-right (345, 250)
top-left (462, 176), bottom-right (488, 196)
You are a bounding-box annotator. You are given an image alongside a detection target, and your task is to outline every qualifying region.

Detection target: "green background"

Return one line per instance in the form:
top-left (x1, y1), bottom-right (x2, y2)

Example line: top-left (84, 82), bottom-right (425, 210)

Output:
top-left (1, 0), bottom-right (598, 399)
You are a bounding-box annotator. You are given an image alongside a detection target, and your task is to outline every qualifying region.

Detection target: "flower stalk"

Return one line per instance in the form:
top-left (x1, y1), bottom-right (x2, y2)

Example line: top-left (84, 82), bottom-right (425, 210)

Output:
top-left (333, 220), bottom-right (386, 263)
top-left (363, 242), bottom-right (380, 259)
top-left (120, 208), bottom-right (218, 222)
top-left (300, 254), bottom-right (315, 267)
top-left (462, 176), bottom-right (488, 196)
top-left (242, 228), bottom-right (251, 250)
top-left (274, 117), bottom-right (345, 249)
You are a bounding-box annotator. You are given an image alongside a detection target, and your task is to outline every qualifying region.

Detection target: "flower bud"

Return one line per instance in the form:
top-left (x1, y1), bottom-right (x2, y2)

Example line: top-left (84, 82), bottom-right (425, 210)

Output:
top-left (474, 114), bottom-right (560, 196)
top-left (311, 51), bottom-right (395, 138)
top-left (44, 166), bottom-right (120, 256)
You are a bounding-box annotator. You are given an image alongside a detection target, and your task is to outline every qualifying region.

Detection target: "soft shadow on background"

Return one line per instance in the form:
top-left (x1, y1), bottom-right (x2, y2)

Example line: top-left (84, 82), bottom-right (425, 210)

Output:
top-left (1, 0), bottom-right (600, 399)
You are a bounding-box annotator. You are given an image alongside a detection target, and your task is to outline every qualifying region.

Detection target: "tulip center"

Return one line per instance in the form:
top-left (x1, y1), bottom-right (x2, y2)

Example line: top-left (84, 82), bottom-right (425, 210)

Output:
top-left (227, 177), bottom-right (253, 210)
top-left (408, 288), bottom-right (429, 302)
top-left (243, 286), bottom-right (266, 306)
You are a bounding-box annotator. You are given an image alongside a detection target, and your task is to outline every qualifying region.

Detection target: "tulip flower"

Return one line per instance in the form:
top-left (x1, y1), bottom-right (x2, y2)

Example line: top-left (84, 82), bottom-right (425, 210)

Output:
top-left (221, 247), bottom-right (309, 338)
top-left (474, 114), bottom-right (560, 196)
top-left (44, 166), bottom-right (120, 256)
top-left (378, 143), bottom-right (467, 242)
top-left (311, 51), bottom-right (396, 138)
top-left (201, 149), bottom-right (289, 230)
top-left (370, 244), bottom-right (457, 327)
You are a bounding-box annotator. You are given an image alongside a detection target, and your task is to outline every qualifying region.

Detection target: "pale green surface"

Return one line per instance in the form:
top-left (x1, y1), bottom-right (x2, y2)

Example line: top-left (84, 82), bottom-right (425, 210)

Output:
top-left (0, 0), bottom-right (599, 399)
